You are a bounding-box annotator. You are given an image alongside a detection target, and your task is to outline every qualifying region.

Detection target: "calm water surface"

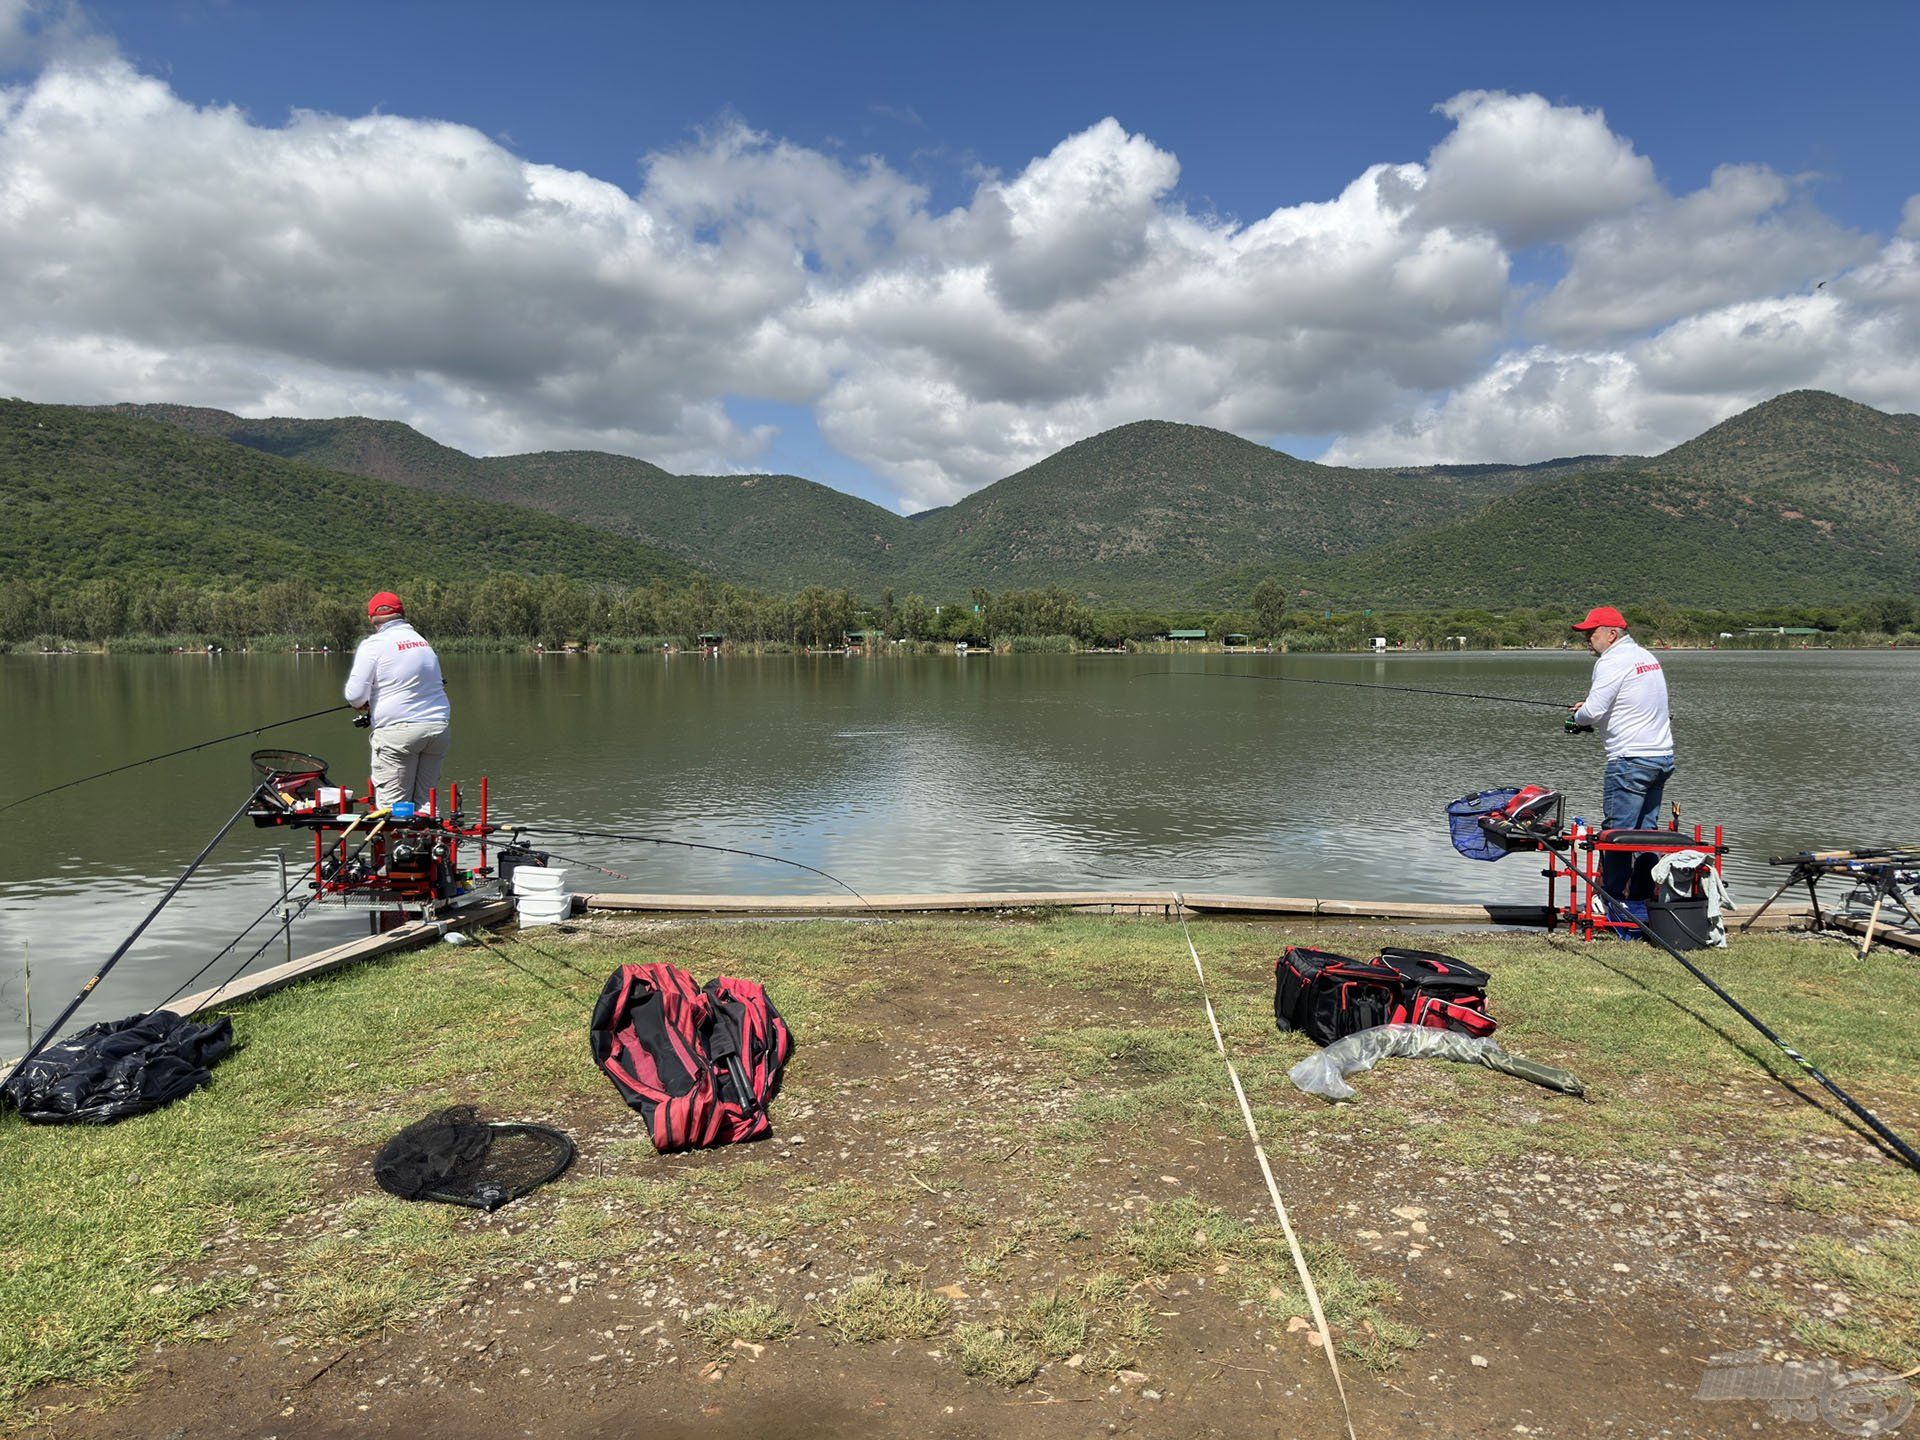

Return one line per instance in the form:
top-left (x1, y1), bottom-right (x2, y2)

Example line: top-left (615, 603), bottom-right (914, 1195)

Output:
top-left (2, 650), bottom-right (1915, 1043)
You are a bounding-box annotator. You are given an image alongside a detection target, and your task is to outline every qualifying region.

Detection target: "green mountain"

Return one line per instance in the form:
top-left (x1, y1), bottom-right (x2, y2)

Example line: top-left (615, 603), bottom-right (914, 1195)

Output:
top-left (109, 404), bottom-right (909, 592)
top-left (1270, 391), bottom-right (1920, 609)
top-left (901, 420), bottom-right (1582, 600)
top-left (94, 390), bottom-right (1920, 610)
top-left (119, 406), bottom-right (1580, 602)
top-left (3, 402), bottom-right (692, 588)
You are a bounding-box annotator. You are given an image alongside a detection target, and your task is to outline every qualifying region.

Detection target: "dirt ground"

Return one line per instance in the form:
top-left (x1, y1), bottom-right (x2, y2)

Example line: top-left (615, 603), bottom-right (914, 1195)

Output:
top-left (18, 914), bottom-right (1919, 1440)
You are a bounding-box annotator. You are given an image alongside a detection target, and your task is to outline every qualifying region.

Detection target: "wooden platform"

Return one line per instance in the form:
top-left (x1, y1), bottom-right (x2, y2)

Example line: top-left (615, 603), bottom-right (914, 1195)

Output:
top-left (579, 889), bottom-right (1810, 929)
top-left (173, 898), bottom-right (515, 1016)
top-left (1827, 914), bottom-right (1920, 955)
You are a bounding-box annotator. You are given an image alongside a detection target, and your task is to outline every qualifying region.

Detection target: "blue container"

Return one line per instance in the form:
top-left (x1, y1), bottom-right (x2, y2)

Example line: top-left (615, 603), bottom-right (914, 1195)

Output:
top-left (391, 801), bottom-right (416, 820)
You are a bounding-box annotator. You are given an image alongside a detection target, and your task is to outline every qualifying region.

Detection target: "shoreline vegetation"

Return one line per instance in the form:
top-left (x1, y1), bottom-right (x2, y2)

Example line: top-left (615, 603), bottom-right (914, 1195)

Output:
top-left (5, 575), bottom-right (1917, 658)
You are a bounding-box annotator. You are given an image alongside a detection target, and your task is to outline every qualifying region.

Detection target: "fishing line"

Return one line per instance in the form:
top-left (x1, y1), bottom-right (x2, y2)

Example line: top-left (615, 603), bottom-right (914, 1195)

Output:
top-left (463, 927), bottom-right (590, 1003)
top-left (1137, 668), bottom-right (1570, 710)
top-left (2, 789), bottom-right (261, 1090)
top-left (508, 825), bottom-right (879, 914)
top-left (187, 886), bottom-right (327, 1015)
top-left (535, 848), bottom-right (638, 884)
top-left (154, 863), bottom-right (316, 1013)
top-left (1585, 881), bottom-right (1920, 1174)
top-left (163, 808), bottom-right (395, 1014)
top-left (0, 704), bottom-right (351, 815)
top-left (1171, 894), bottom-right (1358, 1440)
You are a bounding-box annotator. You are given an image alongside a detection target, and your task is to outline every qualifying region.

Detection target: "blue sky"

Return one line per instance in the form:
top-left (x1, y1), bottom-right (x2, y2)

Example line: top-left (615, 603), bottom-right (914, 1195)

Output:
top-left (93, 1), bottom-right (1915, 227)
top-left (6, 0), bottom-right (1918, 509)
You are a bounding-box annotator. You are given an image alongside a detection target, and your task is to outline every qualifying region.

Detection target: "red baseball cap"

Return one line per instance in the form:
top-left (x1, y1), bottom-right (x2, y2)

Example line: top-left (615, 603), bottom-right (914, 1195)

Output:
top-left (366, 591), bottom-right (405, 619)
top-left (1572, 605), bottom-right (1627, 632)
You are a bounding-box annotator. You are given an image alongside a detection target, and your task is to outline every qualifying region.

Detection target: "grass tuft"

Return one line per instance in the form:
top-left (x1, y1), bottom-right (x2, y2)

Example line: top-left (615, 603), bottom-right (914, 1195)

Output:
top-left (812, 1274), bottom-right (952, 1345)
top-left (952, 1323), bottom-right (1044, 1386)
top-left (687, 1300), bottom-right (797, 1348)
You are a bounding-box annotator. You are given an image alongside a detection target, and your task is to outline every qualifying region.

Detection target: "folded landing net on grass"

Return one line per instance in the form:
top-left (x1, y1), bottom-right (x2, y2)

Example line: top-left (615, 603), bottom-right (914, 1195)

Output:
top-left (373, 1106), bottom-right (575, 1212)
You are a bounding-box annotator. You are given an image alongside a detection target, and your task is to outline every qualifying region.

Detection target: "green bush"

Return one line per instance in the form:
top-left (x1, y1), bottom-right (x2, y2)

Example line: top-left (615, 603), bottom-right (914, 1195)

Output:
top-left (999, 634), bottom-right (1078, 654)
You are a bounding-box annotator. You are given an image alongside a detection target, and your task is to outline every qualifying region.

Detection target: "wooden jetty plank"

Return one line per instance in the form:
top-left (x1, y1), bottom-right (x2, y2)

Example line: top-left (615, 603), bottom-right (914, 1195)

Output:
top-left (1826, 915), bottom-right (1920, 955)
top-left (580, 889), bottom-right (1815, 928)
top-left (577, 890), bottom-right (1183, 916)
top-left (172, 898), bottom-right (515, 1016)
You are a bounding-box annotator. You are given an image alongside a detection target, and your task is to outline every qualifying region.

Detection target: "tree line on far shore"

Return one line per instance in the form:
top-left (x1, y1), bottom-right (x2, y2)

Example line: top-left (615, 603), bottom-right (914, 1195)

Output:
top-left (3, 573), bottom-right (1915, 654)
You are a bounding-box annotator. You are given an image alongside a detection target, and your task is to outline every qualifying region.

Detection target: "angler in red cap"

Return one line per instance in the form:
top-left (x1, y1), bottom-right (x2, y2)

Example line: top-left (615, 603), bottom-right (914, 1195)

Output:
top-left (1569, 605), bottom-right (1674, 895)
top-left (344, 591), bottom-right (452, 807)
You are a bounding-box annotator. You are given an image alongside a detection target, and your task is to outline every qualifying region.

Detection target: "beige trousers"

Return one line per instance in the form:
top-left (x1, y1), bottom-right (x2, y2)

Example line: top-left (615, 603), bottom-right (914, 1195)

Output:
top-left (370, 722), bottom-right (451, 808)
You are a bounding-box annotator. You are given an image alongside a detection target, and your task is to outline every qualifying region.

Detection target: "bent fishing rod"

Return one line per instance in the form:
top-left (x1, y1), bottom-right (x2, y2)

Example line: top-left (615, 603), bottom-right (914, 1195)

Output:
top-left (1137, 668), bottom-right (1573, 712)
top-left (506, 824), bottom-right (878, 913)
top-left (0, 704), bottom-right (352, 815)
top-left (1585, 880), bottom-right (1920, 1174)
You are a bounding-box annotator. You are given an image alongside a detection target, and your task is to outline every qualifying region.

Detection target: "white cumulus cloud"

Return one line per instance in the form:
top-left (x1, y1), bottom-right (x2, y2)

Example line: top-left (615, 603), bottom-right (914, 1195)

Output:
top-left (0, 46), bottom-right (1913, 511)
top-left (1416, 90), bottom-right (1659, 247)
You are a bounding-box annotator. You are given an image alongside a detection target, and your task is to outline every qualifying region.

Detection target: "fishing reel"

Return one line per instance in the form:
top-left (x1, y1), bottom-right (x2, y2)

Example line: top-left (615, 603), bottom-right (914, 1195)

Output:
top-left (352, 712), bottom-right (371, 729)
top-left (1563, 716), bottom-right (1594, 736)
top-left (318, 852), bottom-right (372, 888)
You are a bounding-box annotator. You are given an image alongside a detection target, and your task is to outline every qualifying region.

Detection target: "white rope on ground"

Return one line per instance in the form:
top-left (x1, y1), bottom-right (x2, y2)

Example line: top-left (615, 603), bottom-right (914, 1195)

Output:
top-left (1172, 892), bottom-right (1358, 1440)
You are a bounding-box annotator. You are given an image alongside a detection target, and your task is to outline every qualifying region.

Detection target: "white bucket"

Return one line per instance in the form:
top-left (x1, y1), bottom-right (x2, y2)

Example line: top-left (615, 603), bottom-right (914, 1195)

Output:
top-left (516, 893), bottom-right (574, 927)
top-left (512, 867), bottom-right (570, 895)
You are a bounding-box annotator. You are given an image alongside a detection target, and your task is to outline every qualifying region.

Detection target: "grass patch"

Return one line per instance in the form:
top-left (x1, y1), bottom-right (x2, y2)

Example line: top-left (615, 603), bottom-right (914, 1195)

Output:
top-left (687, 1300), bottom-right (797, 1348)
top-left (952, 1323), bottom-right (1043, 1386)
top-left (813, 1274), bottom-right (952, 1344)
top-left (1012, 1291), bottom-right (1088, 1359)
top-left (1787, 1233), bottom-right (1920, 1371)
top-left (1779, 1160), bottom-right (1920, 1223)
top-left (1113, 1198), bottom-right (1420, 1371)
top-left (4, 913), bottom-right (1917, 1422)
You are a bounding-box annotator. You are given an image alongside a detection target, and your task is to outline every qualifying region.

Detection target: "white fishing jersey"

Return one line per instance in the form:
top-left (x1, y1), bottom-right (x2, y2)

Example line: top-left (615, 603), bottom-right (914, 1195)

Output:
top-left (1573, 635), bottom-right (1672, 759)
top-left (344, 620), bottom-right (451, 730)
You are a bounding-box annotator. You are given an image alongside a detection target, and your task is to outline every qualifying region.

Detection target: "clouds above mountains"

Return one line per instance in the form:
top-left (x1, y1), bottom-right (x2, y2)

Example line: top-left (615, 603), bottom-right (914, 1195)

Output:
top-left (0, 40), bottom-right (1914, 509)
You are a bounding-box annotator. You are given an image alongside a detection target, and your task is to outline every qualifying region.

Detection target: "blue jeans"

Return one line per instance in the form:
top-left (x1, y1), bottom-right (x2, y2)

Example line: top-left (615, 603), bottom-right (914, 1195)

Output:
top-left (1602, 754), bottom-right (1674, 897)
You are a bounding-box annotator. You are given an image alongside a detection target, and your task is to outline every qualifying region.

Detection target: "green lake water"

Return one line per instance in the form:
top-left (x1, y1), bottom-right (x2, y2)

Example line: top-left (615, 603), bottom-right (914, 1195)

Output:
top-left (2, 649), bottom-right (1915, 1045)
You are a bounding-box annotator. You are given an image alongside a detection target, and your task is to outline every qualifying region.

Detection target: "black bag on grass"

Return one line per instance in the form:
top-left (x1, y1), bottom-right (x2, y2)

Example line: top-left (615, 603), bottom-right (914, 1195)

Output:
top-left (1, 1010), bottom-right (232, 1125)
top-left (1273, 948), bottom-right (1400, 1045)
top-left (1274, 946), bottom-right (1497, 1046)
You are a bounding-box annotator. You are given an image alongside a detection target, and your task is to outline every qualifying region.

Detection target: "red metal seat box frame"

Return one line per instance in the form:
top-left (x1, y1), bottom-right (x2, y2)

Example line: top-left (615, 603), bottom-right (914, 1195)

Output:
top-left (1545, 816), bottom-right (1726, 941)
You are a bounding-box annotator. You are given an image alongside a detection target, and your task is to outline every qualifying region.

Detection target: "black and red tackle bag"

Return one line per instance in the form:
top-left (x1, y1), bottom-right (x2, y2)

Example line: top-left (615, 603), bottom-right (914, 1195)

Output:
top-left (589, 962), bottom-right (793, 1153)
top-left (1273, 947), bottom-right (1403, 1046)
top-left (1375, 947), bottom-right (1497, 1038)
top-left (1274, 945), bottom-right (1496, 1046)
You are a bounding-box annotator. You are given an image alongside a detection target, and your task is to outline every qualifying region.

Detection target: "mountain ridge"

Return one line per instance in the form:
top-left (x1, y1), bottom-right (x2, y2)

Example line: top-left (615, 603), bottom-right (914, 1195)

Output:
top-left (71, 388), bottom-right (1920, 609)
top-left (5, 403), bottom-right (693, 590)
top-left (108, 405), bottom-right (1605, 599)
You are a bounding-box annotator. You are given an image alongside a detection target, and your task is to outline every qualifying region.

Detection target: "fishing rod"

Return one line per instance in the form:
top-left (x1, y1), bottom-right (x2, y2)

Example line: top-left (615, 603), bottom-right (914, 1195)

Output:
top-left (1587, 881), bottom-right (1920, 1174)
top-left (150, 817), bottom-right (390, 1016)
top-left (1137, 668), bottom-right (1572, 711)
top-left (1, 788), bottom-right (262, 1093)
top-left (0, 704), bottom-right (352, 815)
top-left (507, 825), bottom-right (878, 913)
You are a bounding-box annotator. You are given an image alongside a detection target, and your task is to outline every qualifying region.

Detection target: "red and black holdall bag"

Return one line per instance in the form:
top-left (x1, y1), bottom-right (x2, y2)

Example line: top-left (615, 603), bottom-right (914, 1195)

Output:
top-left (1274, 945), bottom-right (1497, 1046)
top-left (589, 962), bottom-right (794, 1153)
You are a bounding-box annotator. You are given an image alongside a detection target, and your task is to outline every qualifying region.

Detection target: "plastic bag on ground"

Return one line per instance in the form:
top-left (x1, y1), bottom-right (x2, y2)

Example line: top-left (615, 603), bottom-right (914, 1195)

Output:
top-left (1288, 1023), bottom-right (1583, 1101)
